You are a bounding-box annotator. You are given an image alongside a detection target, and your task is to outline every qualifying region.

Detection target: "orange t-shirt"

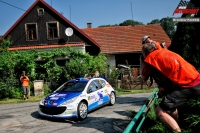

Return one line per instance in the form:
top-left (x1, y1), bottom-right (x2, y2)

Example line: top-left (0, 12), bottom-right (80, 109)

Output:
top-left (144, 49), bottom-right (199, 85)
top-left (21, 76), bottom-right (29, 86)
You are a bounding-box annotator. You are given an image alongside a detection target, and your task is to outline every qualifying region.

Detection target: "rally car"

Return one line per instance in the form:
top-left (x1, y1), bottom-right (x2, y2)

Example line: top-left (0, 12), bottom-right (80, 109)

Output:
top-left (38, 77), bottom-right (116, 120)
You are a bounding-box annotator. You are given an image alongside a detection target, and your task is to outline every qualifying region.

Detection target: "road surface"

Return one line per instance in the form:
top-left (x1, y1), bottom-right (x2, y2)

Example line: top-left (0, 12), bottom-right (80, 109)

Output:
top-left (0, 93), bottom-right (151, 133)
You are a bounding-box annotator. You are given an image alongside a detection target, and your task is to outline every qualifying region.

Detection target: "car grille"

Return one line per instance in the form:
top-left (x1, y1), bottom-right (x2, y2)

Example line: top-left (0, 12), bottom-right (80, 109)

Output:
top-left (39, 105), bottom-right (67, 115)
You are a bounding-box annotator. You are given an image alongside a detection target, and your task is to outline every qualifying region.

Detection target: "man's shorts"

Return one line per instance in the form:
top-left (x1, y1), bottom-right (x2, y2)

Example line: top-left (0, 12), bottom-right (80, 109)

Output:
top-left (22, 86), bottom-right (29, 95)
top-left (159, 83), bottom-right (200, 111)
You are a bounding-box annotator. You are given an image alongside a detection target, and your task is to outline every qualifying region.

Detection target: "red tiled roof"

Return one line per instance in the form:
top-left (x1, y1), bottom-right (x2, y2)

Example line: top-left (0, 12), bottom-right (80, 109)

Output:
top-left (9, 43), bottom-right (85, 51)
top-left (2, 0), bottom-right (100, 48)
top-left (81, 24), bottom-right (171, 54)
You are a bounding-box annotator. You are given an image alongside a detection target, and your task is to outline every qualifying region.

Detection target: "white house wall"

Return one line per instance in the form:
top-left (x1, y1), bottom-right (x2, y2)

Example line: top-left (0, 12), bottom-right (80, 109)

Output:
top-left (106, 54), bottom-right (116, 68)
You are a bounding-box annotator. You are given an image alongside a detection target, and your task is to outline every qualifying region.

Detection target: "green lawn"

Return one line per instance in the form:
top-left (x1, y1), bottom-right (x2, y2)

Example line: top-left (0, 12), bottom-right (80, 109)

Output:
top-left (0, 96), bottom-right (44, 104)
top-left (116, 88), bottom-right (156, 96)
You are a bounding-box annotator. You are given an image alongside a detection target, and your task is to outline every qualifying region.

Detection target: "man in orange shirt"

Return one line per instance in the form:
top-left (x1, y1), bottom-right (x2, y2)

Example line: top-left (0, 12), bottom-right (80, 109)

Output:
top-left (20, 71), bottom-right (30, 100)
top-left (141, 43), bottom-right (200, 133)
top-left (142, 35), bottom-right (168, 49)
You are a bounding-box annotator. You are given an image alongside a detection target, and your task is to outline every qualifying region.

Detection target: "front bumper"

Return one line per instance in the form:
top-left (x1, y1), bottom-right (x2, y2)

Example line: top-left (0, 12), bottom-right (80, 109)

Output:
top-left (38, 105), bottom-right (78, 119)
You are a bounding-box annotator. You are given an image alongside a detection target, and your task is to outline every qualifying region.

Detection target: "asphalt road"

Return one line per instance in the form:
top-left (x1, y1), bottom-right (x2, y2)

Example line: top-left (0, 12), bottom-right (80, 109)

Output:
top-left (0, 93), bottom-right (151, 133)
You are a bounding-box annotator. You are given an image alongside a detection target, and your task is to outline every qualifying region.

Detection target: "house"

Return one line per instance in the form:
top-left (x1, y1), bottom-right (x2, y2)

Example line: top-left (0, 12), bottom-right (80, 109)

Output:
top-left (2, 0), bottom-right (171, 70)
top-left (2, 0), bottom-right (100, 57)
top-left (82, 24), bottom-right (171, 68)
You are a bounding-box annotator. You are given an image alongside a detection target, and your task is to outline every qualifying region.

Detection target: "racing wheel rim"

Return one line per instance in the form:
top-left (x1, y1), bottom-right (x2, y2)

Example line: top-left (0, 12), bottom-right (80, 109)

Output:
top-left (78, 102), bottom-right (88, 119)
top-left (110, 92), bottom-right (115, 105)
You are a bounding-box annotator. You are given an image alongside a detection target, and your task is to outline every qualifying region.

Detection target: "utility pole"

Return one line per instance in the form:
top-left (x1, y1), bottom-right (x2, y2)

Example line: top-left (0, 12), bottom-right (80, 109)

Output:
top-left (130, 2), bottom-right (133, 21)
top-left (69, 5), bottom-right (71, 21)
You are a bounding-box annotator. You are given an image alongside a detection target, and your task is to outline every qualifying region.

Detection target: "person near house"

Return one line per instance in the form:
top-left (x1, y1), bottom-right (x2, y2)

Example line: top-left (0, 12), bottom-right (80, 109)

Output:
top-left (141, 43), bottom-right (200, 133)
top-left (20, 71), bottom-right (30, 100)
top-left (141, 35), bottom-right (168, 49)
top-left (140, 35), bottom-right (168, 90)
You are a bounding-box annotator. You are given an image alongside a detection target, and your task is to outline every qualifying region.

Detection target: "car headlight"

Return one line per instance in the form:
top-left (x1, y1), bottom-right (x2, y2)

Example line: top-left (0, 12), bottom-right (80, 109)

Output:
top-left (61, 96), bottom-right (78, 105)
top-left (39, 98), bottom-right (45, 105)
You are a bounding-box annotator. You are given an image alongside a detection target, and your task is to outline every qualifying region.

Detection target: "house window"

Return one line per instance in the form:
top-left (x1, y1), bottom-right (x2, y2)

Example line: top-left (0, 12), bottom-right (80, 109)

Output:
top-left (46, 22), bottom-right (59, 39)
top-left (37, 8), bottom-right (44, 16)
top-left (25, 23), bottom-right (38, 41)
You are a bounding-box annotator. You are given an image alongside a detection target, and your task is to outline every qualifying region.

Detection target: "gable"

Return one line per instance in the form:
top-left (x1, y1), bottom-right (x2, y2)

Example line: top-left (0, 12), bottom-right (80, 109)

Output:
top-left (82, 24), bottom-right (171, 54)
top-left (2, 0), bottom-right (100, 53)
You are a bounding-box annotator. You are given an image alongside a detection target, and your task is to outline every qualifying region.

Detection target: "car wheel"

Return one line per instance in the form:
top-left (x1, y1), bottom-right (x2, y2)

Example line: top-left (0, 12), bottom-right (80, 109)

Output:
top-left (109, 92), bottom-right (116, 105)
top-left (77, 101), bottom-right (88, 120)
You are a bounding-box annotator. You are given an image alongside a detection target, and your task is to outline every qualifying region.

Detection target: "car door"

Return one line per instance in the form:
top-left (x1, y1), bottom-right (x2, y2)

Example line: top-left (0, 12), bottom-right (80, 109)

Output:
top-left (93, 79), bottom-right (110, 105)
top-left (99, 79), bottom-right (110, 103)
top-left (87, 81), bottom-right (99, 111)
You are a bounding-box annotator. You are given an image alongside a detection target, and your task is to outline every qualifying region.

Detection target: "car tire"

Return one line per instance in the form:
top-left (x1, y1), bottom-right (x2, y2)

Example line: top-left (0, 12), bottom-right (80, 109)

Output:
top-left (77, 101), bottom-right (88, 120)
top-left (109, 92), bottom-right (116, 106)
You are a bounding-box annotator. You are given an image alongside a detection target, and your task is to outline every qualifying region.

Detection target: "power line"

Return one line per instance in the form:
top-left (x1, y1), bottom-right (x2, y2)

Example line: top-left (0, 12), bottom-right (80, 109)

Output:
top-left (0, 0), bottom-right (26, 11)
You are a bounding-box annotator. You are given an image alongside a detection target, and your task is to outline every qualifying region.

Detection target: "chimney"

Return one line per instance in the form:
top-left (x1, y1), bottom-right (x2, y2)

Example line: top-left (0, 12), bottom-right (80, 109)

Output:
top-left (87, 23), bottom-right (92, 28)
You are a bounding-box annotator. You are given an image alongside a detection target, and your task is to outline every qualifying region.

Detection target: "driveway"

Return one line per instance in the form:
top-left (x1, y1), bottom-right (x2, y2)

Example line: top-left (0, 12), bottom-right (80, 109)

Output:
top-left (0, 93), bottom-right (151, 133)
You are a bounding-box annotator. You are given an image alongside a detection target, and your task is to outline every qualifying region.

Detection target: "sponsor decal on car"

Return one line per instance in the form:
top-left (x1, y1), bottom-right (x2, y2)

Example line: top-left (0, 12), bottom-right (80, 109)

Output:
top-left (80, 95), bottom-right (86, 97)
top-left (58, 94), bottom-right (67, 97)
top-left (88, 95), bottom-right (96, 100)
top-left (97, 92), bottom-right (103, 104)
top-left (50, 97), bottom-right (59, 100)
top-left (49, 93), bottom-right (67, 98)
top-left (105, 89), bottom-right (108, 93)
top-left (65, 110), bottom-right (74, 114)
top-left (49, 93), bottom-right (58, 97)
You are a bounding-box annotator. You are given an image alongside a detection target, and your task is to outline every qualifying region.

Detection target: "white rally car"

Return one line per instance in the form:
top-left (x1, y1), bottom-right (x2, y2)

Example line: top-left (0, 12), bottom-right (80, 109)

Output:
top-left (38, 77), bottom-right (116, 120)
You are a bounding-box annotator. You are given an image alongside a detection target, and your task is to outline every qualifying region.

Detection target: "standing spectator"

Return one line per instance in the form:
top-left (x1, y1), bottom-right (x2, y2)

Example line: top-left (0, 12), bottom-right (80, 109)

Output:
top-left (20, 71), bottom-right (30, 100)
top-left (141, 43), bottom-right (200, 132)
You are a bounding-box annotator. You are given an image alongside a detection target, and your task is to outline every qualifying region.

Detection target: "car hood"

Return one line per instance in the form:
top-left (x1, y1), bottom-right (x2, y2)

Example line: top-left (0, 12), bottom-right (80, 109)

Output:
top-left (44, 92), bottom-right (82, 106)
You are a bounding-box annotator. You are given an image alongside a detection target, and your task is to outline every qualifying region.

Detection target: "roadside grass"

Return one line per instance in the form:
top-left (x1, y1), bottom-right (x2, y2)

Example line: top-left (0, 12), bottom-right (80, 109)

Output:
top-left (0, 96), bottom-right (44, 104)
top-left (0, 87), bottom-right (157, 104)
top-left (116, 87), bottom-right (156, 96)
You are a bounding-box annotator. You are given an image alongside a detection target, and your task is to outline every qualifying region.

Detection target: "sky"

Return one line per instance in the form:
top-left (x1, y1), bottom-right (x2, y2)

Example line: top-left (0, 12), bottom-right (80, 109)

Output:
top-left (0, 0), bottom-right (182, 35)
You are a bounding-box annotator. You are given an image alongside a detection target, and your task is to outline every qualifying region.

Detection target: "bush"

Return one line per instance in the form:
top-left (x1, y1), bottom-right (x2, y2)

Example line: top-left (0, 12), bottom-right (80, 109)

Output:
top-left (0, 37), bottom-right (108, 99)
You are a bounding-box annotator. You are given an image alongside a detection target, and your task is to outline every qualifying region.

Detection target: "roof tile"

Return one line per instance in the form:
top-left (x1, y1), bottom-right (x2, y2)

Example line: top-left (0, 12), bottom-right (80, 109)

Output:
top-left (82, 24), bottom-right (171, 54)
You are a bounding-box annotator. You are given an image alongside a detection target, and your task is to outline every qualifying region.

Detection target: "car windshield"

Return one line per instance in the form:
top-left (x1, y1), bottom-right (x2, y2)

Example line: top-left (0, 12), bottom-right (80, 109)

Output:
top-left (57, 81), bottom-right (87, 92)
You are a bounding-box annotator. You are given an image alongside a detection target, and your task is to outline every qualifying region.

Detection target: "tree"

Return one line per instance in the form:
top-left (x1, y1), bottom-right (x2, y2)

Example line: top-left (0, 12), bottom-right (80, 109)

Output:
top-left (169, 0), bottom-right (200, 68)
top-left (98, 24), bottom-right (118, 27)
top-left (98, 19), bottom-right (144, 27)
top-left (0, 35), bottom-right (12, 51)
top-left (147, 17), bottom-right (177, 40)
top-left (147, 19), bottom-right (160, 24)
top-left (160, 17), bottom-right (177, 40)
top-left (119, 19), bottom-right (144, 26)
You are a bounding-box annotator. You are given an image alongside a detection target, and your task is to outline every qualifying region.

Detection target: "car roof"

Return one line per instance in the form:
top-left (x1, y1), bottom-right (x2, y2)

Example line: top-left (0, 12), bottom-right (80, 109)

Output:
top-left (68, 77), bottom-right (106, 83)
top-left (68, 78), bottom-right (92, 83)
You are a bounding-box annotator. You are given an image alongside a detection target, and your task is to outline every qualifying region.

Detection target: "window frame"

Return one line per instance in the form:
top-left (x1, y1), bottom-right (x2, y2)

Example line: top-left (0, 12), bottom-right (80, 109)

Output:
top-left (25, 23), bottom-right (38, 41)
top-left (46, 21), bottom-right (60, 40)
top-left (37, 8), bottom-right (44, 16)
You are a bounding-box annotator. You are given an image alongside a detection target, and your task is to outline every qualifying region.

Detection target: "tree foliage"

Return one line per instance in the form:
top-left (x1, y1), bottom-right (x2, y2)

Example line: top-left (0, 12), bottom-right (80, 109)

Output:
top-left (98, 19), bottom-right (144, 27)
top-left (169, 0), bottom-right (200, 68)
top-left (147, 19), bottom-right (160, 25)
top-left (119, 19), bottom-right (144, 26)
top-left (147, 17), bottom-right (177, 40)
top-left (98, 24), bottom-right (118, 27)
